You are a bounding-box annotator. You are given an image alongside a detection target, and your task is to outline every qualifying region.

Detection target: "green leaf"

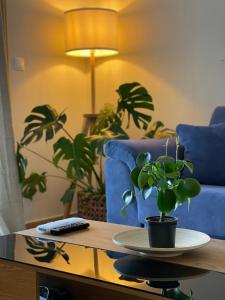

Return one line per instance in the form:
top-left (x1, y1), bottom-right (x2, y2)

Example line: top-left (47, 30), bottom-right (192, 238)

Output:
top-left (53, 133), bottom-right (96, 179)
top-left (152, 165), bottom-right (165, 179)
top-left (121, 190), bottom-right (135, 216)
top-left (136, 152), bottom-right (151, 167)
top-left (21, 105), bottom-right (67, 145)
top-left (91, 103), bottom-right (120, 134)
top-left (183, 161), bottom-right (193, 174)
top-left (176, 160), bottom-right (184, 171)
top-left (89, 125), bottom-right (128, 156)
top-left (16, 143), bottom-right (27, 183)
top-left (157, 189), bottom-right (176, 213)
top-left (175, 178), bottom-right (201, 204)
top-left (60, 185), bottom-right (75, 204)
top-left (22, 172), bottom-right (47, 200)
top-left (90, 103), bottom-right (129, 156)
top-left (148, 176), bottom-right (154, 187)
top-left (144, 121), bottom-right (164, 138)
top-left (157, 156), bottom-right (176, 173)
top-left (145, 120), bottom-right (176, 139)
top-left (130, 167), bottom-right (141, 188)
top-left (116, 82), bottom-right (154, 130)
top-left (175, 179), bottom-right (188, 203)
top-left (166, 171), bottom-right (181, 179)
top-left (183, 178), bottom-right (201, 197)
top-left (138, 170), bottom-right (149, 189)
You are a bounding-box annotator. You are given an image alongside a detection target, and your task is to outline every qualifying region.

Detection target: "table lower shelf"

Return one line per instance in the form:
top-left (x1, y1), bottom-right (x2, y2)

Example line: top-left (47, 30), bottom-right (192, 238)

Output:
top-left (0, 259), bottom-right (166, 300)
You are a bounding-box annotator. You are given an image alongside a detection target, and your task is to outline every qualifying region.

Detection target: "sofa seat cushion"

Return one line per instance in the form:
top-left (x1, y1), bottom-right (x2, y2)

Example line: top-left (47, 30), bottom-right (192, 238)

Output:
top-left (176, 123), bottom-right (225, 185)
top-left (137, 185), bottom-right (225, 239)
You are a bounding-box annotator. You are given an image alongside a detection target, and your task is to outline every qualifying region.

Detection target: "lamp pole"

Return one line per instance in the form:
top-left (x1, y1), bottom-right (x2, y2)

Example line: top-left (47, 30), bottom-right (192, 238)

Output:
top-left (90, 50), bottom-right (96, 114)
top-left (82, 50), bottom-right (98, 133)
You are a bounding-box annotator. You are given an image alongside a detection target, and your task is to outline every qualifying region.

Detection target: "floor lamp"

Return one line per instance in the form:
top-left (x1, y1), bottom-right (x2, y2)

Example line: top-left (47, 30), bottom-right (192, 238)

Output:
top-left (64, 8), bottom-right (119, 133)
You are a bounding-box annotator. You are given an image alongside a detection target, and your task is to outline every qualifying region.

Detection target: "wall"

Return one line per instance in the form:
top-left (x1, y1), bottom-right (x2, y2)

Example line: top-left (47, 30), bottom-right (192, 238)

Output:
top-left (7, 0), bottom-right (225, 222)
top-left (96, 0), bottom-right (225, 131)
top-left (7, 0), bottom-right (89, 222)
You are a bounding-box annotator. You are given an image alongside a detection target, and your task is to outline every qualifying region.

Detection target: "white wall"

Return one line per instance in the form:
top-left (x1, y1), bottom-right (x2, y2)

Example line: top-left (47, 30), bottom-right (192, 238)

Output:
top-left (7, 0), bottom-right (225, 222)
top-left (7, 0), bottom-right (89, 222)
top-left (96, 0), bottom-right (225, 131)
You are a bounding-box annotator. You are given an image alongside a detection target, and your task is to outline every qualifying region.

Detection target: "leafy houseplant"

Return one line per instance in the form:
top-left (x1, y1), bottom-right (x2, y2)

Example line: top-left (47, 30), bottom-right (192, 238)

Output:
top-left (16, 82), bottom-right (175, 219)
top-left (122, 147), bottom-right (201, 248)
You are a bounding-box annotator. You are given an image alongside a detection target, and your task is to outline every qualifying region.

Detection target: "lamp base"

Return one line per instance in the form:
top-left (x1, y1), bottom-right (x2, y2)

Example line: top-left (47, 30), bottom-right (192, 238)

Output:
top-left (82, 113), bottom-right (98, 134)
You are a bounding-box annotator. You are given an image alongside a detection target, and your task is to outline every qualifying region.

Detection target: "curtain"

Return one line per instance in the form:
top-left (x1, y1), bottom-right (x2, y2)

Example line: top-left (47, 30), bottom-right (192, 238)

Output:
top-left (0, 0), bottom-right (24, 232)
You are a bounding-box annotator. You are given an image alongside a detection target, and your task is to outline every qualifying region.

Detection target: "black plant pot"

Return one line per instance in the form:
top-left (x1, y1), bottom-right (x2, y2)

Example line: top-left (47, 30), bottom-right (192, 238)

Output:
top-left (145, 216), bottom-right (177, 248)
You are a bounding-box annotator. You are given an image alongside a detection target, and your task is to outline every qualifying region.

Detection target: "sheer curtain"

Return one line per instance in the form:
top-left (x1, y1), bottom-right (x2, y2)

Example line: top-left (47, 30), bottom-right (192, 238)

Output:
top-left (0, 0), bottom-right (24, 232)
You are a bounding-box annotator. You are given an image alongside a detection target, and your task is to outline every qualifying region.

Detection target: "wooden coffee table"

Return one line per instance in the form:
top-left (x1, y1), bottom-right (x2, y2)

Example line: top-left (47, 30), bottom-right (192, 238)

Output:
top-left (0, 220), bottom-right (225, 299)
top-left (18, 220), bottom-right (225, 273)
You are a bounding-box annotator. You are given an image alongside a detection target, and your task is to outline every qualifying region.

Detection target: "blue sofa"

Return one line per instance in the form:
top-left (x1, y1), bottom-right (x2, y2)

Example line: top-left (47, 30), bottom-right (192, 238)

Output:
top-left (105, 107), bottom-right (225, 239)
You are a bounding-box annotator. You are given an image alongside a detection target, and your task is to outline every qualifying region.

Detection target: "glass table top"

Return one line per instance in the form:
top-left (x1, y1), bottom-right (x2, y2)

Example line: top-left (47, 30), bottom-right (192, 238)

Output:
top-left (0, 234), bottom-right (224, 299)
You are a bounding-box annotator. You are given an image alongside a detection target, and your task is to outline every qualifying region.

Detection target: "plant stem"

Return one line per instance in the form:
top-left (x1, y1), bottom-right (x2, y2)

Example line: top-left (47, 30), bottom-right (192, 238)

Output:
top-left (165, 138), bottom-right (169, 156)
top-left (92, 166), bottom-right (101, 185)
top-left (160, 212), bottom-right (166, 222)
top-left (99, 156), bottom-right (103, 184)
top-left (176, 136), bottom-right (180, 162)
top-left (23, 146), bottom-right (67, 174)
top-left (62, 128), bottom-right (74, 141)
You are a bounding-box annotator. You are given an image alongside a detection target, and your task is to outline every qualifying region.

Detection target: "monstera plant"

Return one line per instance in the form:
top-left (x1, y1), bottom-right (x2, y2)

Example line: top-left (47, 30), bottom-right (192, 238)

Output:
top-left (17, 82), bottom-right (174, 218)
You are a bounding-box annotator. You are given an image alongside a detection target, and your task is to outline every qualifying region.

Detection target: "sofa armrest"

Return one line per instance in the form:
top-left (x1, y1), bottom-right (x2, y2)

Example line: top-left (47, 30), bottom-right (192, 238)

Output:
top-left (105, 137), bottom-right (179, 170)
top-left (105, 158), bottom-right (141, 226)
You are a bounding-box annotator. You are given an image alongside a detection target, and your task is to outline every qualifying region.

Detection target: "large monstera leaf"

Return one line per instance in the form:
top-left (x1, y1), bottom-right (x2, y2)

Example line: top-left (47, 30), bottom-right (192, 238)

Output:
top-left (22, 172), bottom-right (47, 200)
top-left (21, 105), bottom-right (67, 145)
top-left (53, 133), bottom-right (96, 179)
top-left (116, 82), bottom-right (154, 130)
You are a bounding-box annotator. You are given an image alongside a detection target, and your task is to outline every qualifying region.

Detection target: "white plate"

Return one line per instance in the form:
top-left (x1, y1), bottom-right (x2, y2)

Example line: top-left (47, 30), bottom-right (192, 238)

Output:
top-left (113, 228), bottom-right (210, 257)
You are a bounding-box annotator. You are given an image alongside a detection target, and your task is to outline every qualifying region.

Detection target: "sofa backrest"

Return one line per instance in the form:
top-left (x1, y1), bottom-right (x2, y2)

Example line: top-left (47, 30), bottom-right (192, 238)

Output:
top-left (210, 106), bottom-right (225, 125)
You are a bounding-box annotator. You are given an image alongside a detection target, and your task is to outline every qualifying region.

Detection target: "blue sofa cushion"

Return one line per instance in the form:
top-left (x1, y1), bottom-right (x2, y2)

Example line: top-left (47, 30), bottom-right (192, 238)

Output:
top-left (137, 185), bottom-right (225, 239)
top-left (210, 106), bottom-right (225, 125)
top-left (176, 123), bottom-right (225, 185)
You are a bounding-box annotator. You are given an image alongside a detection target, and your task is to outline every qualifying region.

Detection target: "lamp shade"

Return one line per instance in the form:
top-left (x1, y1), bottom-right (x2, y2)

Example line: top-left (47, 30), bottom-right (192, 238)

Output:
top-left (64, 8), bottom-right (119, 57)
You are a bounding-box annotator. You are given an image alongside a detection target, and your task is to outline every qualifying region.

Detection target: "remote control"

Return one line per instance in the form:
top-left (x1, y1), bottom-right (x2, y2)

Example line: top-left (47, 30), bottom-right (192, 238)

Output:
top-left (50, 222), bottom-right (90, 235)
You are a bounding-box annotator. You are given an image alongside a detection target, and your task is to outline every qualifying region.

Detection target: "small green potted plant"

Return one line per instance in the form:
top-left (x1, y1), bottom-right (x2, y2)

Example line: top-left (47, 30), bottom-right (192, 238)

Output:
top-left (121, 146), bottom-right (201, 248)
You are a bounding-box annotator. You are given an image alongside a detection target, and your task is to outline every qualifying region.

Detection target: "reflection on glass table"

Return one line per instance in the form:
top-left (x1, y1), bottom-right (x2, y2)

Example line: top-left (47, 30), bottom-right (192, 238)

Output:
top-left (114, 254), bottom-right (209, 299)
top-left (1, 234), bottom-right (224, 300)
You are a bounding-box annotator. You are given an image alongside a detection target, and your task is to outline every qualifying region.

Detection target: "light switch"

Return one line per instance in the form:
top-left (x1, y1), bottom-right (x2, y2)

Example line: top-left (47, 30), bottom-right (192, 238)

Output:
top-left (13, 56), bottom-right (25, 71)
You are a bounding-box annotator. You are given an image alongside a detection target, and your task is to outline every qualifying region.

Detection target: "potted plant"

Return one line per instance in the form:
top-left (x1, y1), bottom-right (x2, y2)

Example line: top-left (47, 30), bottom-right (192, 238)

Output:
top-left (16, 82), bottom-right (175, 220)
top-left (121, 146), bottom-right (201, 248)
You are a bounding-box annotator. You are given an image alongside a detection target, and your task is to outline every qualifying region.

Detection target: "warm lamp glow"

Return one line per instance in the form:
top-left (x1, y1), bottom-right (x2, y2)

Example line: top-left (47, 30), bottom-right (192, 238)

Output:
top-left (64, 8), bottom-right (119, 57)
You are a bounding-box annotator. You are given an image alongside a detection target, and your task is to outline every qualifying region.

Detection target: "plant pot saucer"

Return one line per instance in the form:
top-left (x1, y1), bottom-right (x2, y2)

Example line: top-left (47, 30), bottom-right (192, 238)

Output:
top-left (112, 228), bottom-right (210, 258)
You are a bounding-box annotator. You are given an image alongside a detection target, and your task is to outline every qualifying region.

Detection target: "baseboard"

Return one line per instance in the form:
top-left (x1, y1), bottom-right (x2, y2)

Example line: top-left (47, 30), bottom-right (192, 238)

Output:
top-left (25, 212), bottom-right (77, 229)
